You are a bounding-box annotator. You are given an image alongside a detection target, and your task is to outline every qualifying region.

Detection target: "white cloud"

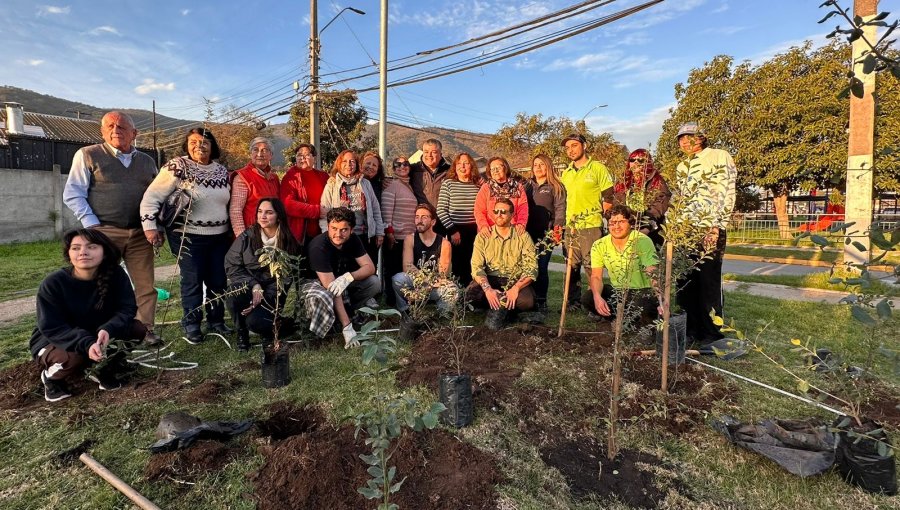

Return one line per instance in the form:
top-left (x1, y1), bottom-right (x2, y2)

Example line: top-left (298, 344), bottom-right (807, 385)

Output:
top-left (17, 59), bottom-right (46, 66)
top-left (698, 25), bottom-right (747, 36)
top-left (134, 79), bottom-right (176, 95)
top-left (88, 25), bottom-right (121, 36)
top-left (36, 5), bottom-right (69, 16)
top-left (746, 32), bottom-right (830, 65)
top-left (590, 104), bottom-right (674, 151)
top-left (181, 9), bottom-right (190, 16)
top-left (608, 0), bottom-right (707, 32)
top-left (712, 1), bottom-right (729, 14)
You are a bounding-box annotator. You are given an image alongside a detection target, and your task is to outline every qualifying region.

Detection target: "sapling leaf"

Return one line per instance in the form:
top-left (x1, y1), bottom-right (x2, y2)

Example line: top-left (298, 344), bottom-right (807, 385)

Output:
top-left (422, 412), bottom-right (439, 429)
top-left (362, 344), bottom-right (378, 365)
top-left (360, 321), bottom-right (379, 335)
top-left (360, 453), bottom-right (380, 465)
top-left (877, 441), bottom-right (890, 457)
top-left (367, 465), bottom-right (383, 478)
top-left (850, 77), bottom-right (864, 97)
top-left (851, 241), bottom-right (867, 252)
top-left (380, 309), bottom-right (402, 317)
top-left (862, 54), bottom-right (877, 74)
top-left (430, 402), bottom-right (448, 414)
top-left (851, 305), bottom-right (877, 327)
top-left (387, 466), bottom-right (396, 482)
top-left (710, 312), bottom-right (724, 326)
top-left (828, 277), bottom-right (844, 284)
top-left (389, 477), bottom-right (407, 493)
top-left (358, 306), bottom-right (377, 315)
top-left (358, 487), bottom-right (381, 499)
top-left (837, 416), bottom-right (852, 429)
top-left (790, 338), bottom-right (802, 346)
top-left (810, 235), bottom-right (830, 247)
top-left (797, 380), bottom-right (810, 393)
top-left (875, 298), bottom-right (892, 319)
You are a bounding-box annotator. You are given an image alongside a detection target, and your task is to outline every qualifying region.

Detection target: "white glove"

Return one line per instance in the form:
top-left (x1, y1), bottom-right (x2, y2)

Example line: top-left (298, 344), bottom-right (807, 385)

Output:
top-left (328, 272), bottom-right (354, 297)
top-left (343, 323), bottom-right (359, 349)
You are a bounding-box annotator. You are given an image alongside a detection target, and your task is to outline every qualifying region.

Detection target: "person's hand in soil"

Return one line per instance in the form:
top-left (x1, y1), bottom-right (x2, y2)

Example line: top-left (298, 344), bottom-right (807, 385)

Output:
top-left (88, 329), bottom-right (110, 362)
top-left (485, 288), bottom-right (502, 310)
top-left (504, 286), bottom-right (521, 310)
top-left (593, 295), bottom-right (611, 316)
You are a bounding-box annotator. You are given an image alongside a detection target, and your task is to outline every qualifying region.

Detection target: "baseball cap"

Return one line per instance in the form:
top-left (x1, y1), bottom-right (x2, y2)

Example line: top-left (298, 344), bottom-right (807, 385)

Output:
top-left (675, 122), bottom-right (706, 139)
top-left (561, 133), bottom-right (587, 146)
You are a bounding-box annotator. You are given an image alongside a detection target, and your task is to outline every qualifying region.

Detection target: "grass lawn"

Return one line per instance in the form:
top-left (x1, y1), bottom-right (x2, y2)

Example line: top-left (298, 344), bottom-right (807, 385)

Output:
top-left (724, 270), bottom-right (900, 297)
top-left (0, 267), bottom-right (897, 509)
top-left (0, 240), bottom-right (176, 302)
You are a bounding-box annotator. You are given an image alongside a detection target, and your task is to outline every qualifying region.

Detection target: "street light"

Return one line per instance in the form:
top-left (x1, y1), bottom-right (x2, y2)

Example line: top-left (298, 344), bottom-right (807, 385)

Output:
top-left (309, 3), bottom-right (366, 169)
top-left (580, 104), bottom-right (608, 122)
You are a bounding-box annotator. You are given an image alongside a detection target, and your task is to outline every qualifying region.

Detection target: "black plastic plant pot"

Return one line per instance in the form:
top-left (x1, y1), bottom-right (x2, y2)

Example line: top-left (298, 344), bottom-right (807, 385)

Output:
top-left (399, 318), bottom-right (423, 343)
top-left (261, 344), bottom-right (291, 389)
top-left (834, 417), bottom-right (897, 495)
top-left (438, 374), bottom-right (473, 428)
top-left (655, 312), bottom-right (687, 364)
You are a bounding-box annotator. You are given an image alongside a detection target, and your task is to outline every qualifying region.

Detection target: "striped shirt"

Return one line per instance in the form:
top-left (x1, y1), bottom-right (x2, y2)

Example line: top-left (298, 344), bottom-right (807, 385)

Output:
top-left (382, 178), bottom-right (418, 237)
top-left (437, 179), bottom-right (480, 231)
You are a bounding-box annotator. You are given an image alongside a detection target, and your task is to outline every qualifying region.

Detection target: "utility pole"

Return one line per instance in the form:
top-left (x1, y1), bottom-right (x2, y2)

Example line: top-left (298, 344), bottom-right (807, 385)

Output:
top-left (844, 0), bottom-right (877, 264)
top-left (152, 100), bottom-right (158, 154)
top-left (378, 0), bottom-right (388, 161)
top-left (309, 0), bottom-right (321, 170)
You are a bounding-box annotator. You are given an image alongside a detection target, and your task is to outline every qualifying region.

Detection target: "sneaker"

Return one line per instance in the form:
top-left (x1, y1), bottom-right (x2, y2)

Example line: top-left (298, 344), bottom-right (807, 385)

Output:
top-left (41, 372), bottom-right (72, 402)
top-left (88, 373), bottom-right (123, 391)
top-left (207, 322), bottom-right (233, 336)
top-left (143, 330), bottom-right (162, 347)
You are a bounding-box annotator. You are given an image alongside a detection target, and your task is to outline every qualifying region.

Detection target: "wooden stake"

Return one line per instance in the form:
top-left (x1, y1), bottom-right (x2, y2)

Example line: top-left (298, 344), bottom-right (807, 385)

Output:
top-left (79, 453), bottom-right (161, 510)
top-left (608, 298), bottom-right (626, 461)
top-left (661, 241), bottom-right (674, 392)
top-left (557, 246), bottom-right (575, 337)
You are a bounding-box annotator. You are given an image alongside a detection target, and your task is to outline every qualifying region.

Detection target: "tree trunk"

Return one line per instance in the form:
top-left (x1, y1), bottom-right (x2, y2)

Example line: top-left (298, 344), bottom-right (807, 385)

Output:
top-left (773, 189), bottom-right (790, 239)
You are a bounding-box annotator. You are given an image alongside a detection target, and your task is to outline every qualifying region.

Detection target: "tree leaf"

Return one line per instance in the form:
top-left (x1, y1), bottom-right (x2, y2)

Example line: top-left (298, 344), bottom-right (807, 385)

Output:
top-left (358, 487), bottom-right (381, 499)
top-left (810, 235), bottom-right (830, 247)
top-left (851, 241), bottom-right (867, 252)
top-left (862, 54), bottom-right (877, 74)
top-left (797, 380), bottom-right (810, 393)
top-left (850, 77), bottom-right (864, 98)
top-left (790, 338), bottom-right (802, 346)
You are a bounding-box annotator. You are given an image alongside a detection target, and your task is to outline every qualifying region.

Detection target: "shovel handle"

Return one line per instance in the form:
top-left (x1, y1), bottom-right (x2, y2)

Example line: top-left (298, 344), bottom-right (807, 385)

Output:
top-left (633, 349), bottom-right (700, 357)
top-left (79, 453), bottom-right (162, 510)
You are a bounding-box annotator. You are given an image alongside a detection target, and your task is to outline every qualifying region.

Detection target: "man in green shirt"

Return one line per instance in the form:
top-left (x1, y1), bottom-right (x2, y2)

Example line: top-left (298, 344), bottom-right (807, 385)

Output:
top-left (466, 198), bottom-right (537, 329)
top-left (581, 205), bottom-right (661, 322)
top-left (559, 133), bottom-right (615, 310)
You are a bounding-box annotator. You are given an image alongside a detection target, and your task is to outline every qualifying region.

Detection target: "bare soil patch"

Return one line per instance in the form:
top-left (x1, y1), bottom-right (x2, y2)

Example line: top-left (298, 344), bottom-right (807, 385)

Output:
top-left (396, 324), bottom-right (614, 407)
top-left (0, 361), bottom-right (40, 411)
top-left (540, 438), bottom-right (673, 508)
top-left (255, 401), bottom-right (326, 440)
top-left (251, 426), bottom-right (502, 510)
top-left (145, 440), bottom-right (240, 482)
top-left (182, 376), bottom-right (242, 404)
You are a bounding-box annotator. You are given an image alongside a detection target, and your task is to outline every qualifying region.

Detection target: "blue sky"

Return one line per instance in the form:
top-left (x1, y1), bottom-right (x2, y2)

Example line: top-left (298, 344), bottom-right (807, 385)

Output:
top-left (2, 0), bottom-right (836, 150)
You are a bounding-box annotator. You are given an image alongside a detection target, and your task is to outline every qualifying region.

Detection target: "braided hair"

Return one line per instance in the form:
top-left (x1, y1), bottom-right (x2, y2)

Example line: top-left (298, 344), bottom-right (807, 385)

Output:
top-left (62, 228), bottom-right (122, 310)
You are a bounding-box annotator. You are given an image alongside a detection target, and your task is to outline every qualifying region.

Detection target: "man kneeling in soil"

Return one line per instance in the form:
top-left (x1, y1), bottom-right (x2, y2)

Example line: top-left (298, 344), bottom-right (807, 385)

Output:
top-left (581, 205), bottom-right (662, 322)
top-left (466, 198), bottom-right (537, 329)
top-left (392, 203), bottom-right (458, 316)
top-left (307, 207), bottom-right (380, 348)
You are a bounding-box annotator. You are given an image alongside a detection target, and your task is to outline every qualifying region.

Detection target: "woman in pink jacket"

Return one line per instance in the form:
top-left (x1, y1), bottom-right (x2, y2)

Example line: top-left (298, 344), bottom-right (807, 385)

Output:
top-left (474, 157), bottom-right (528, 237)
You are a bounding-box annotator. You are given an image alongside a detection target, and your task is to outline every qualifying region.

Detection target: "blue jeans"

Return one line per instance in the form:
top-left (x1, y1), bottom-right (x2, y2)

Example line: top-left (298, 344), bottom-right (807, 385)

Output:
top-left (391, 272), bottom-right (458, 314)
top-left (166, 230), bottom-right (230, 332)
top-left (534, 248), bottom-right (552, 306)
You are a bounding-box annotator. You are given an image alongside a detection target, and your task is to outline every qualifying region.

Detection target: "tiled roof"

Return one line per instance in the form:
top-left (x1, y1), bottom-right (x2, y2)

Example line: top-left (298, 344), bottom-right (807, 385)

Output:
top-left (0, 111), bottom-right (101, 143)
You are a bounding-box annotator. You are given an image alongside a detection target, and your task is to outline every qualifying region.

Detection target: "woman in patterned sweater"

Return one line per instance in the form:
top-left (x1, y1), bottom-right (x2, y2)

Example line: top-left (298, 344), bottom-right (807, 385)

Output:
top-left (140, 127), bottom-right (232, 345)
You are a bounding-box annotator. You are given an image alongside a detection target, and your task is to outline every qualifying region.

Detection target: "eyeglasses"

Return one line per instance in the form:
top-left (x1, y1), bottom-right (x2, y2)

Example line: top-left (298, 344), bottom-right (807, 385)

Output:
top-left (493, 209), bottom-right (512, 215)
top-left (393, 161), bottom-right (410, 168)
top-left (628, 158), bottom-right (646, 164)
top-left (608, 219), bottom-right (630, 226)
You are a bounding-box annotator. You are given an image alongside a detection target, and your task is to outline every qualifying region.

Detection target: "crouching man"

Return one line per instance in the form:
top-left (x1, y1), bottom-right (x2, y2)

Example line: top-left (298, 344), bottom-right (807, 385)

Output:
top-left (465, 198), bottom-right (537, 329)
top-left (581, 205), bottom-right (662, 322)
top-left (391, 203), bottom-right (458, 316)
top-left (307, 207), bottom-right (380, 348)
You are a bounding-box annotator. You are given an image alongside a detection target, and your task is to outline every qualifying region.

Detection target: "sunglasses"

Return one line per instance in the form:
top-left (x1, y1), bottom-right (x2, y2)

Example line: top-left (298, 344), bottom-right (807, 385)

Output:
top-left (628, 158), bottom-right (646, 163)
top-left (393, 161), bottom-right (410, 168)
top-left (493, 209), bottom-right (512, 215)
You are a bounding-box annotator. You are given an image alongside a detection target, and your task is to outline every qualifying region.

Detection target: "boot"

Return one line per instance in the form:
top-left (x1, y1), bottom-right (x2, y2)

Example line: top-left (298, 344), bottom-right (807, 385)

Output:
top-left (237, 327), bottom-right (251, 352)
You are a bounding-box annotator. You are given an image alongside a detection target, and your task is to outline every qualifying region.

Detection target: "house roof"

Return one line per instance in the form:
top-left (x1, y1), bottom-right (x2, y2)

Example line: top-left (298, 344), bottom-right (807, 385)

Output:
top-left (0, 111), bottom-right (102, 143)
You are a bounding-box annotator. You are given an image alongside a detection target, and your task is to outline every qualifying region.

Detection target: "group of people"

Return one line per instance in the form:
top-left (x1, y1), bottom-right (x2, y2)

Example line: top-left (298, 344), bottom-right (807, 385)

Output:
top-left (30, 110), bottom-right (736, 403)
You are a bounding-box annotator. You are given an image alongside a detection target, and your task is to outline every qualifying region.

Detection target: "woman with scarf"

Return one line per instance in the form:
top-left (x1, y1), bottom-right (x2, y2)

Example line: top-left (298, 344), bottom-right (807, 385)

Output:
top-left (381, 156), bottom-right (418, 305)
top-left (436, 153), bottom-right (483, 285)
top-left (612, 149), bottom-right (671, 248)
top-left (474, 157), bottom-right (528, 237)
top-left (319, 150), bottom-right (385, 266)
top-left (524, 154), bottom-right (567, 318)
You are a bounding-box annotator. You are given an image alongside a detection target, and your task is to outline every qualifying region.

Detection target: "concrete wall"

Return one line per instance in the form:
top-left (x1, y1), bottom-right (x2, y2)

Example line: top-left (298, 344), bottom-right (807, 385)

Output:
top-left (0, 167), bottom-right (79, 243)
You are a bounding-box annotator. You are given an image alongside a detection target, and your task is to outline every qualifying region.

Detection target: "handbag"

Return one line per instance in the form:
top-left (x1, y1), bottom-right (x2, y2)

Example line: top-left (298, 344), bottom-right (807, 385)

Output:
top-left (157, 157), bottom-right (195, 228)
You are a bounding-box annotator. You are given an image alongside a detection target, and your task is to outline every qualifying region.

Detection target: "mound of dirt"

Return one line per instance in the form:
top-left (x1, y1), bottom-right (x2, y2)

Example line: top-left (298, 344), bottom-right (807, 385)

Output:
top-left (255, 401), bottom-right (326, 440)
top-left (396, 325), bottom-right (614, 406)
top-left (182, 376), bottom-right (242, 404)
top-left (145, 440), bottom-right (239, 482)
top-left (251, 426), bottom-right (502, 510)
top-left (0, 362), bottom-right (41, 410)
top-left (540, 438), bottom-right (671, 508)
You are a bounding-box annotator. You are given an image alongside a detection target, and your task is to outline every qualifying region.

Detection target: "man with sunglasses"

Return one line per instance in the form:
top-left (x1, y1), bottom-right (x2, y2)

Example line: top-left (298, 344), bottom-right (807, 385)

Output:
top-left (466, 198), bottom-right (537, 329)
top-left (673, 121), bottom-right (736, 346)
top-left (559, 133), bottom-right (615, 311)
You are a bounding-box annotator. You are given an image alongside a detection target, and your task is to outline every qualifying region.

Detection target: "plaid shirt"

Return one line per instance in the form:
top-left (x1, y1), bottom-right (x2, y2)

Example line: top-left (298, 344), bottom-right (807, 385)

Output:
top-left (298, 280), bottom-right (334, 338)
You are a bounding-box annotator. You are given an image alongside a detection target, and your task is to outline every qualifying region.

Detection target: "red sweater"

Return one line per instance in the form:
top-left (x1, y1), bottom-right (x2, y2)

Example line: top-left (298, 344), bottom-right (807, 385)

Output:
top-left (280, 165), bottom-right (329, 243)
top-left (231, 163), bottom-right (280, 236)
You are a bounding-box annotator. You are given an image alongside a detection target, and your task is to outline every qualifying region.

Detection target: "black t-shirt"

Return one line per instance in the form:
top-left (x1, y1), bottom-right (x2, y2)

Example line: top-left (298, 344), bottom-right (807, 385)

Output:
top-left (308, 232), bottom-right (366, 275)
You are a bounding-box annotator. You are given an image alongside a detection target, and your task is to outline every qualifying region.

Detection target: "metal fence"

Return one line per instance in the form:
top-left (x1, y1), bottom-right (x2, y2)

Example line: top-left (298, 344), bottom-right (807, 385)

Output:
top-left (0, 134), bottom-right (158, 173)
top-left (730, 212), bottom-right (898, 244)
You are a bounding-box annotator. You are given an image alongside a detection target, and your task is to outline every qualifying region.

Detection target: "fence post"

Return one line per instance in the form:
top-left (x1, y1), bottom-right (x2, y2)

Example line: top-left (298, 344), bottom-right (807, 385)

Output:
top-left (51, 164), bottom-right (64, 238)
